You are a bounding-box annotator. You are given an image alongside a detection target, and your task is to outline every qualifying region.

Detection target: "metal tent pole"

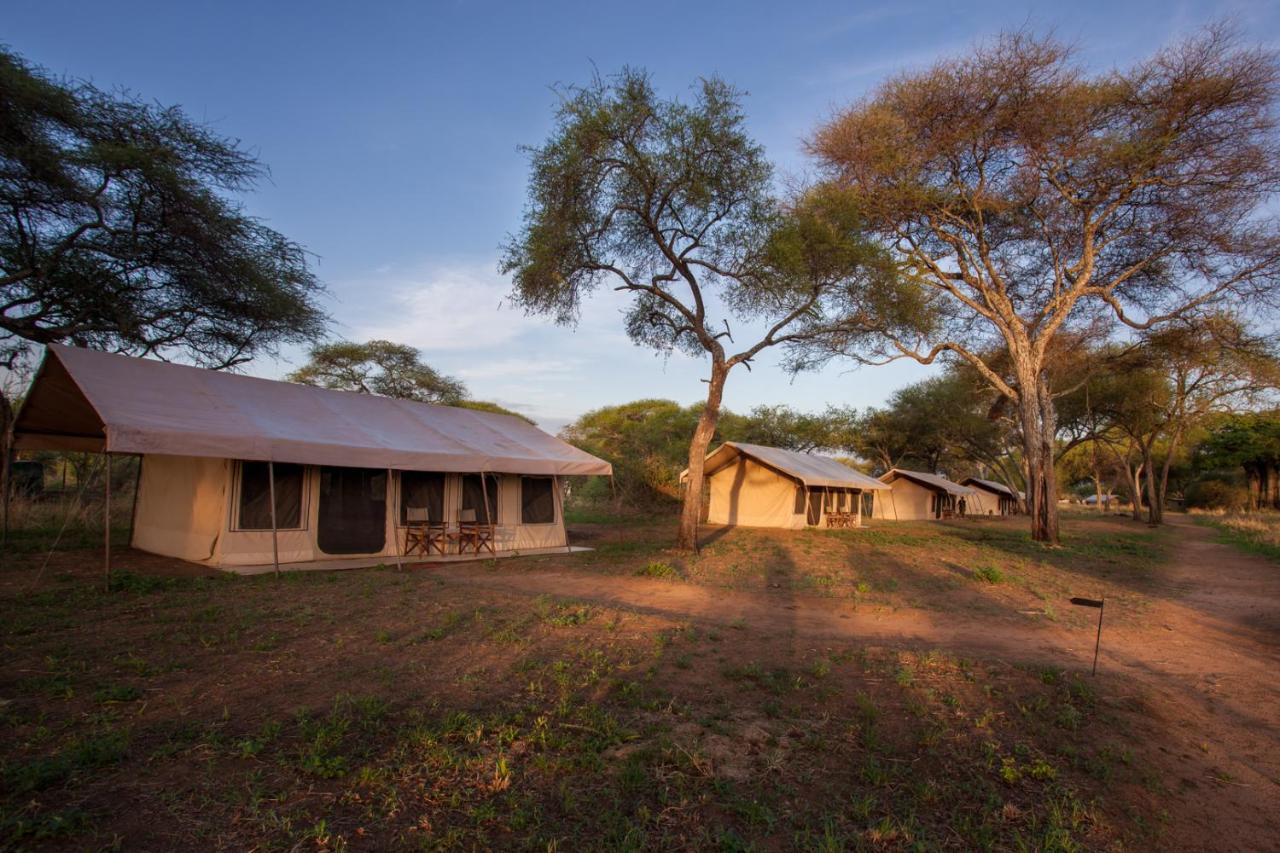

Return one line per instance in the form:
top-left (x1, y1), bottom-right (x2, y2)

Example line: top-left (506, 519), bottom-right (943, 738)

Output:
top-left (268, 461), bottom-right (280, 577)
top-left (389, 468), bottom-right (403, 571)
top-left (103, 453), bottom-right (111, 589)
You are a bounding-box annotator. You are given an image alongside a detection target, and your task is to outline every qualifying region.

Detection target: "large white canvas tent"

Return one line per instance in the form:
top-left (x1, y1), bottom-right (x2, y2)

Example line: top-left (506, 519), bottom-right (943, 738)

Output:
top-left (687, 442), bottom-right (889, 529)
top-left (872, 469), bottom-right (976, 520)
top-left (960, 477), bottom-right (1023, 515)
top-left (13, 345), bottom-right (612, 572)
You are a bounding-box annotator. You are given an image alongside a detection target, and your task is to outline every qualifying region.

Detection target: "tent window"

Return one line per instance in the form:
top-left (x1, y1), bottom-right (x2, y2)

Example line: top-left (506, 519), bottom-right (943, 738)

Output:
top-left (461, 474), bottom-right (500, 524)
top-left (521, 476), bottom-right (555, 524)
top-left (237, 462), bottom-right (304, 530)
top-left (794, 485), bottom-right (806, 515)
top-left (400, 472), bottom-right (445, 524)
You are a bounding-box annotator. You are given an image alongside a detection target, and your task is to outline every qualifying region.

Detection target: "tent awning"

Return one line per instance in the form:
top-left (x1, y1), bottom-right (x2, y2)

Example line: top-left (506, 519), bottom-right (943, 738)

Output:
top-left (687, 442), bottom-right (890, 490)
top-left (13, 345), bottom-right (612, 477)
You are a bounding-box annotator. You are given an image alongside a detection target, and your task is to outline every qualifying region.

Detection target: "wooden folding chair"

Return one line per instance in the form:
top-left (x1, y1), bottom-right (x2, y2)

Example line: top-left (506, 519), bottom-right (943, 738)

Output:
top-left (404, 507), bottom-right (447, 556)
top-left (457, 507), bottom-right (496, 556)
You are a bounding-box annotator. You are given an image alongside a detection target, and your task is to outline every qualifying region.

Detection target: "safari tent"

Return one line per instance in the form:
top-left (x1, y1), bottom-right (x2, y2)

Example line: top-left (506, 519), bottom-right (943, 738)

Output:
top-left (687, 442), bottom-right (890, 529)
top-left (13, 344), bottom-right (611, 573)
top-left (959, 477), bottom-right (1023, 515)
top-left (872, 469), bottom-right (977, 521)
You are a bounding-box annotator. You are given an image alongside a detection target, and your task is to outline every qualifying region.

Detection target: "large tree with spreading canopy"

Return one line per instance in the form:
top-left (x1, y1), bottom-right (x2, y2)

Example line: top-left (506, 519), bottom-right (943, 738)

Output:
top-left (502, 69), bottom-right (915, 549)
top-left (805, 27), bottom-right (1280, 543)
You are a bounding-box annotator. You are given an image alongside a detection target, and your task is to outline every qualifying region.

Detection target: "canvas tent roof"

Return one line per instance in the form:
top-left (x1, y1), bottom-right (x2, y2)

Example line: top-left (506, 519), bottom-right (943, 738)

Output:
top-left (694, 442), bottom-right (890, 491)
top-left (961, 477), bottom-right (1022, 499)
top-left (882, 469), bottom-right (975, 496)
top-left (14, 344), bottom-right (612, 476)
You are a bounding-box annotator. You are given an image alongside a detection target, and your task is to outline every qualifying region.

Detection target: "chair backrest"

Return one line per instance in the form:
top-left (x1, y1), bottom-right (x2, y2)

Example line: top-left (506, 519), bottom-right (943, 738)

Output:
top-left (406, 506), bottom-right (430, 522)
top-left (458, 508), bottom-right (477, 524)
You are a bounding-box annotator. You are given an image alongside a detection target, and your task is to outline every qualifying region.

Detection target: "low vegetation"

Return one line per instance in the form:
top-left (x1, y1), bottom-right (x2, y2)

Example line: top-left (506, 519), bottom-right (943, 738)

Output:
top-left (0, 512), bottom-right (1206, 849)
top-left (1192, 510), bottom-right (1280, 561)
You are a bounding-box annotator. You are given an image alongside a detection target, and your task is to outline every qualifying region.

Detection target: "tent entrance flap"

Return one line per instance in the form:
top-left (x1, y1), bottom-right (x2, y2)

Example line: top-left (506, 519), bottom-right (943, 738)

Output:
top-left (317, 467), bottom-right (387, 555)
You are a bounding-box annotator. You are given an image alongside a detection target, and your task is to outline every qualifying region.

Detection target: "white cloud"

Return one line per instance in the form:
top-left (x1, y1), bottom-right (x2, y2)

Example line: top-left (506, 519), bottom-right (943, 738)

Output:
top-left (338, 260), bottom-right (551, 351)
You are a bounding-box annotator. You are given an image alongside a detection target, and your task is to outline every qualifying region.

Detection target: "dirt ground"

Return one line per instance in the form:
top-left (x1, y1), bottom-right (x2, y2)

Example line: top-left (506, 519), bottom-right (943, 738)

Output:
top-left (439, 514), bottom-right (1280, 848)
top-left (1, 511), bottom-right (1277, 849)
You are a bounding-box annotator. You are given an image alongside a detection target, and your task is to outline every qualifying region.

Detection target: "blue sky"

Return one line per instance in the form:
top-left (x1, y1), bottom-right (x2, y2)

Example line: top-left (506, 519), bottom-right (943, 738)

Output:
top-left (8, 0), bottom-right (1279, 430)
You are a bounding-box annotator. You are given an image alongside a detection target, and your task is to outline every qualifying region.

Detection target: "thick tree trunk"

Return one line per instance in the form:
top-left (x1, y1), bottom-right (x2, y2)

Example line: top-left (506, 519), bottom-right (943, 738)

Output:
top-left (0, 393), bottom-right (12, 550)
top-left (1143, 445), bottom-right (1162, 524)
top-left (1016, 369), bottom-right (1060, 544)
top-left (677, 362), bottom-right (728, 551)
top-left (1152, 430), bottom-right (1182, 523)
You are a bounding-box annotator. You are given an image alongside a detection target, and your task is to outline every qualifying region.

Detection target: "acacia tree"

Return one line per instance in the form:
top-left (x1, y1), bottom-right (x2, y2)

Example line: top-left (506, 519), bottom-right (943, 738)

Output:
top-left (1095, 318), bottom-right (1278, 522)
top-left (288, 339), bottom-right (467, 404)
top-left (0, 48), bottom-right (325, 368)
top-left (1, 47), bottom-right (325, 499)
top-left (807, 28), bottom-right (1280, 543)
top-left (502, 70), bottom-right (909, 549)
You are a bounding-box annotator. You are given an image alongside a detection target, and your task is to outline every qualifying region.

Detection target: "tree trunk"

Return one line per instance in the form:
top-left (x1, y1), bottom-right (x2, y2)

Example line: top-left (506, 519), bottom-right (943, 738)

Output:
top-left (1016, 369), bottom-right (1060, 544)
top-left (1143, 445), bottom-right (1162, 525)
top-left (677, 362), bottom-right (729, 551)
top-left (1154, 430), bottom-right (1182, 522)
top-left (0, 392), bottom-right (12, 550)
top-left (1129, 459), bottom-right (1145, 521)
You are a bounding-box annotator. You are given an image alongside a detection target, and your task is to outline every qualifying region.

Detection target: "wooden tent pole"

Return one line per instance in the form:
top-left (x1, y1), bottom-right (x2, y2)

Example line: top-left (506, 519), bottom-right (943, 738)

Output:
top-left (268, 461), bottom-right (280, 577)
top-left (855, 489), bottom-right (862, 528)
top-left (103, 453), bottom-right (111, 588)
top-left (389, 468), bottom-right (402, 571)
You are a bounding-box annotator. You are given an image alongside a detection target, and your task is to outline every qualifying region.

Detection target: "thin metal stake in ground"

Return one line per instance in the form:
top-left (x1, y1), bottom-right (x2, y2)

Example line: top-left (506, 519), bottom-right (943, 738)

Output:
top-left (1070, 595), bottom-right (1106, 676)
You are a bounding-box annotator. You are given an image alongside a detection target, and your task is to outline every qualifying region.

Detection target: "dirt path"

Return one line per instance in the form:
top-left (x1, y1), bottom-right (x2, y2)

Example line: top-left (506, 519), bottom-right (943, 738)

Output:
top-left (428, 516), bottom-right (1280, 850)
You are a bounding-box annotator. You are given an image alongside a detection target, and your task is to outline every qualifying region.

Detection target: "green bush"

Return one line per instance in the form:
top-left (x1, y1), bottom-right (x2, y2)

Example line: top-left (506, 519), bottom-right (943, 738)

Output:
top-left (1185, 479), bottom-right (1250, 511)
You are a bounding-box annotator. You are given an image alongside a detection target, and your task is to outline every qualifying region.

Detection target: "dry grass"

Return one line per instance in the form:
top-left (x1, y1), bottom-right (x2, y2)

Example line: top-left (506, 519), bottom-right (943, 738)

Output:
top-left (569, 513), bottom-right (1170, 630)
top-left (1191, 509), bottom-right (1280, 561)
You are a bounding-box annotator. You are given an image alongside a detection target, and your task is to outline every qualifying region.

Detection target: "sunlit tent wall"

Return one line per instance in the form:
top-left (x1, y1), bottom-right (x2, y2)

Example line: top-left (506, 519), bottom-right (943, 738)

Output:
top-left (872, 469), bottom-right (977, 521)
top-left (684, 442), bottom-right (890, 529)
top-left (959, 477), bottom-right (1023, 516)
top-left (13, 345), bottom-right (611, 571)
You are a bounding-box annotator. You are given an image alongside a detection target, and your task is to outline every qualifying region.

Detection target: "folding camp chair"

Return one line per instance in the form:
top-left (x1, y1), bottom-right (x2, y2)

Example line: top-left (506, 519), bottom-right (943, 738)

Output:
top-left (457, 507), bottom-right (496, 556)
top-left (404, 507), bottom-right (447, 556)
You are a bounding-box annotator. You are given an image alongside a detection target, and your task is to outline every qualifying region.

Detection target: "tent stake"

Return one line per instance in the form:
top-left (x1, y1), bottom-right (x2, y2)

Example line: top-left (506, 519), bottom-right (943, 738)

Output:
top-left (103, 453), bottom-right (111, 589)
top-left (268, 461), bottom-right (280, 577)
top-left (389, 468), bottom-right (403, 571)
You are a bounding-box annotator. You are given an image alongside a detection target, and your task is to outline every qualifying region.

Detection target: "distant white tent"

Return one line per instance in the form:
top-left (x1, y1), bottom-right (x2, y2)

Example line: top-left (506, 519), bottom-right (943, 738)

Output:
top-left (14, 345), bottom-right (612, 572)
top-left (684, 442), bottom-right (889, 529)
top-left (872, 469), bottom-right (976, 520)
top-left (960, 477), bottom-right (1024, 515)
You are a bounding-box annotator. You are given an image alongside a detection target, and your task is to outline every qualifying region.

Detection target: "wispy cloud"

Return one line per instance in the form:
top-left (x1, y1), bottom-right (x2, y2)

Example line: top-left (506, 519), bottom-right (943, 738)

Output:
top-left (337, 260), bottom-right (549, 351)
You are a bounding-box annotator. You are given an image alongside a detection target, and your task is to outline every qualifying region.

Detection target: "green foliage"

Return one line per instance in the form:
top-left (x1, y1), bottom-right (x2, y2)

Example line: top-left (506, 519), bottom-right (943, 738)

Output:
top-left (0, 47), bottom-right (324, 367)
top-left (972, 565), bottom-right (1005, 585)
top-left (288, 339), bottom-right (466, 404)
top-left (636, 561), bottom-right (679, 580)
top-left (1185, 479), bottom-right (1250, 511)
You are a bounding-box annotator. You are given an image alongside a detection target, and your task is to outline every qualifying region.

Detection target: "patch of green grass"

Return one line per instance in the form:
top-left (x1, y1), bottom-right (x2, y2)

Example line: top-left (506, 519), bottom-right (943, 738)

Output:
top-left (93, 684), bottom-right (142, 704)
top-left (972, 565), bottom-right (1005, 584)
top-left (4, 729), bottom-right (130, 793)
top-left (635, 561), bottom-right (679, 580)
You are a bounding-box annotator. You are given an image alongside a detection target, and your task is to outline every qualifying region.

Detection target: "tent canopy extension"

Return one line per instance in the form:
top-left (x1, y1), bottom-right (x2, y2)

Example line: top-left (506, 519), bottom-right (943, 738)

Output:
top-left (14, 345), bottom-right (611, 571)
top-left (687, 442), bottom-right (888, 530)
top-left (16, 344), bottom-right (611, 476)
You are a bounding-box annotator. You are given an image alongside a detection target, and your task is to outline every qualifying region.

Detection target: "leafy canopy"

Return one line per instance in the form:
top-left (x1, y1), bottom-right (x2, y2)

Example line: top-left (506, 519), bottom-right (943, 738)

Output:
top-left (501, 68), bottom-right (911, 364)
top-left (0, 47), bottom-right (326, 368)
top-left (288, 340), bottom-right (467, 405)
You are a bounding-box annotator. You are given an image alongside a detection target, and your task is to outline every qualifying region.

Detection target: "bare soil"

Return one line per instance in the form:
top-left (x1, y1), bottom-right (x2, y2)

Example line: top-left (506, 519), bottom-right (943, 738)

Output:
top-left (0, 511), bottom-right (1276, 850)
top-left (435, 513), bottom-right (1280, 849)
